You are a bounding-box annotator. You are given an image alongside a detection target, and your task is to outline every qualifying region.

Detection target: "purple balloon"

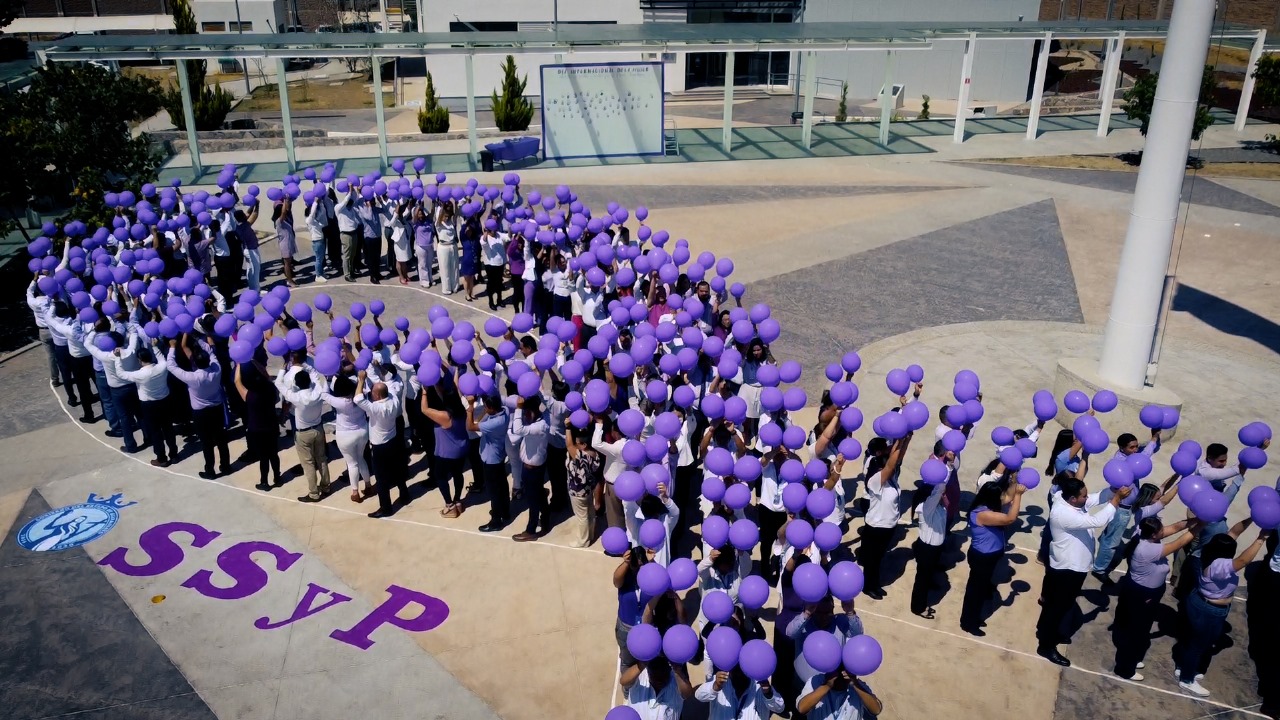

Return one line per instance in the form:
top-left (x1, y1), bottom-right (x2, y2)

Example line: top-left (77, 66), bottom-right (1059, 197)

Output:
top-left (842, 634), bottom-right (884, 676)
top-left (702, 590), bottom-right (735, 624)
top-left (1239, 447), bottom-right (1268, 470)
top-left (942, 429), bottom-right (967, 454)
top-left (637, 563), bottom-right (670, 597)
top-left (626, 623), bottom-right (662, 662)
top-left (1092, 389), bottom-right (1119, 413)
top-left (739, 575), bottom-right (771, 610)
top-left (782, 484), bottom-right (809, 515)
top-left (668, 557), bottom-right (698, 591)
top-left (739, 639), bottom-right (777, 682)
top-left (706, 626), bottom-right (743, 670)
top-left (806, 487), bottom-right (837, 519)
top-left (728, 519), bottom-right (759, 551)
top-left (662, 624), bottom-right (699, 664)
top-left (792, 563), bottom-right (828, 603)
top-left (1253, 499), bottom-right (1280, 530)
top-left (1178, 474), bottom-right (1210, 505)
top-left (702, 515), bottom-right (730, 548)
top-left (1063, 390), bottom-right (1090, 414)
top-left (827, 560), bottom-right (864, 601)
top-left (1103, 459), bottom-right (1134, 489)
top-left (802, 630), bottom-right (842, 674)
top-left (1189, 488), bottom-right (1228, 523)
top-left (601, 527), bottom-right (629, 555)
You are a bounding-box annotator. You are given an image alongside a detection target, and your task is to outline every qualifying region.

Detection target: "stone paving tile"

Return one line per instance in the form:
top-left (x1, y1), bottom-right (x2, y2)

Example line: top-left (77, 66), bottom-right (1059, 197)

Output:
top-left (747, 198), bottom-right (1083, 398)
top-left (955, 161), bottom-right (1280, 218)
top-left (567, 182), bottom-right (967, 214)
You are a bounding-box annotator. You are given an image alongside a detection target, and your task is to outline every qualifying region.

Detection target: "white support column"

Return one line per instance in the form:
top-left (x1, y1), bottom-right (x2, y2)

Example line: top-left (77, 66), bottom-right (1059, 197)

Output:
top-left (1236, 30), bottom-right (1267, 131)
top-left (1026, 33), bottom-right (1053, 140)
top-left (274, 59), bottom-right (296, 172)
top-left (174, 60), bottom-right (203, 177)
top-left (378, 0), bottom-right (389, 33)
top-left (878, 50), bottom-right (895, 145)
top-left (1098, 0), bottom-right (1217, 388)
top-left (722, 50), bottom-right (735, 152)
top-left (372, 56), bottom-right (389, 167)
top-left (1097, 32), bottom-right (1125, 137)
top-left (800, 51), bottom-right (817, 149)
top-left (953, 33), bottom-right (976, 144)
top-left (465, 54), bottom-right (478, 166)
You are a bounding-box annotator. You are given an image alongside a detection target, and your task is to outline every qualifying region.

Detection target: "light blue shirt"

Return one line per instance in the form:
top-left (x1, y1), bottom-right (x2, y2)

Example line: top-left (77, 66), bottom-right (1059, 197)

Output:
top-left (477, 407), bottom-right (508, 465)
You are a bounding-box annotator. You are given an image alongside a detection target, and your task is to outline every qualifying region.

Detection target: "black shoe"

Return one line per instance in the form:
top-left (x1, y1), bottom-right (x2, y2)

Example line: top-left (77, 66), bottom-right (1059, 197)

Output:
top-left (220, 465), bottom-right (232, 477)
top-left (255, 482), bottom-right (272, 491)
top-left (119, 445), bottom-right (139, 454)
top-left (961, 624), bottom-right (986, 636)
top-left (297, 495), bottom-right (321, 503)
top-left (478, 522), bottom-right (504, 533)
top-left (68, 397), bottom-right (79, 407)
top-left (368, 508), bottom-right (394, 518)
top-left (199, 470), bottom-right (216, 479)
top-left (52, 380), bottom-right (62, 387)
top-left (273, 477), bottom-right (285, 487)
top-left (151, 458), bottom-right (170, 468)
top-left (864, 587), bottom-right (886, 600)
top-left (1037, 647), bottom-right (1071, 667)
top-left (1092, 571), bottom-right (1114, 586)
top-left (79, 415), bottom-right (94, 424)
top-left (168, 445), bottom-right (180, 458)
top-left (105, 430), bottom-right (121, 438)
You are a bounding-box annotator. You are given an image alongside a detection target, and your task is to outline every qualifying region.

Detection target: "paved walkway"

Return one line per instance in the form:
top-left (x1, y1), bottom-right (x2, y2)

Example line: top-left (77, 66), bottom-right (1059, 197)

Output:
top-left (4, 120), bottom-right (1280, 720)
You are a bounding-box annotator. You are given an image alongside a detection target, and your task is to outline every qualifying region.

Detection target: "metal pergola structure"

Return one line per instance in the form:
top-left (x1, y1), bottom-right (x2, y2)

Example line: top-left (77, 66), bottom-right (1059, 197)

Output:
top-left (36, 20), bottom-right (1270, 176)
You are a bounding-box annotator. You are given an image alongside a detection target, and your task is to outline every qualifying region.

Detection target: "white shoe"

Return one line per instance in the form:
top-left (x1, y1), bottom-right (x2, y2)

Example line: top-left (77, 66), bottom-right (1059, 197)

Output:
top-left (419, 282), bottom-right (430, 288)
top-left (1128, 673), bottom-right (1144, 682)
top-left (1174, 668), bottom-right (1206, 683)
top-left (1136, 662), bottom-right (1145, 669)
top-left (1179, 680), bottom-right (1210, 697)
top-left (315, 275), bottom-right (327, 283)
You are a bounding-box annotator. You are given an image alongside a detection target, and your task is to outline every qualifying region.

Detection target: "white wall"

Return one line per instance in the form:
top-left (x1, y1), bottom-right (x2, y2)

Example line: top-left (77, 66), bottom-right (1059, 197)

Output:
top-left (802, 0), bottom-right (1040, 102)
top-left (193, 0), bottom-right (285, 33)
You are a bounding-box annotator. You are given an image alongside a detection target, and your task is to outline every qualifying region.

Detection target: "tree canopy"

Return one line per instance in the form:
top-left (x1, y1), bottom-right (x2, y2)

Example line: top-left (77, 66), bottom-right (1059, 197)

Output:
top-left (0, 63), bottom-right (164, 234)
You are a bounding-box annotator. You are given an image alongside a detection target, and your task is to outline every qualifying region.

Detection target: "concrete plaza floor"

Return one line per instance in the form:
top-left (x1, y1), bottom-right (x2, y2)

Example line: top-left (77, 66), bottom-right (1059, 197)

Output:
top-left (3, 117), bottom-right (1280, 720)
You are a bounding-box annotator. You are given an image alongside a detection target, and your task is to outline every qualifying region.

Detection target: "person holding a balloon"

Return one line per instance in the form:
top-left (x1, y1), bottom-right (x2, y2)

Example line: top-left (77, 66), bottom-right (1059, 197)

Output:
top-left (1091, 428), bottom-right (1163, 582)
top-left (858, 431), bottom-right (911, 601)
top-left (619, 656), bottom-right (694, 719)
top-left (959, 479), bottom-right (1026, 636)
top-left (796, 668), bottom-right (883, 720)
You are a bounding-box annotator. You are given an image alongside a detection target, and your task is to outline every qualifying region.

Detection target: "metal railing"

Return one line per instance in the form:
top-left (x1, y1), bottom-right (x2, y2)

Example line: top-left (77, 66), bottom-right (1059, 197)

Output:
top-left (766, 71), bottom-right (846, 96)
top-left (664, 118), bottom-right (679, 155)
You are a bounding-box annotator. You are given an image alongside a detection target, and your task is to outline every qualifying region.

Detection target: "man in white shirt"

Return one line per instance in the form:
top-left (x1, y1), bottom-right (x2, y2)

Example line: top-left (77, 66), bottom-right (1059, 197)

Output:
top-left (797, 671), bottom-right (884, 720)
top-left (26, 279), bottom-right (62, 388)
top-left (117, 344), bottom-right (178, 467)
top-left (335, 188), bottom-right (361, 282)
top-left (276, 364), bottom-right (331, 502)
top-left (1036, 476), bottom-right (1130, 666)
top-left (510, 395), bottom-right (550, 542)
top-left (86, 329), bottom-right (142, 453)
top-left (621, 657), bottom-right (694, 720)
top-left (355, 370), bottom-right (408, 518)
top-left (693, 666), bottom-right (783, 720)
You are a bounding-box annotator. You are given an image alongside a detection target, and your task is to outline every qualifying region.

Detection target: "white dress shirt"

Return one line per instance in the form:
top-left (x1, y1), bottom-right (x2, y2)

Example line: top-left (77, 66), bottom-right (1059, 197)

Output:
top-left (117, 361), bottom-right (170, 401)
top-left (800, 675), bottom-right (876, 720)
top-left (916, 482), bottom-right (947, 546)
top-left (863, 471), bottom-right (901, 529)
top-left (694, 676), bottom-right (784, 720)
top-left (1048, 490), bottom-right (1115, 572)
top-left (355, 379), bottom-right (403, 446)
top-left (323, 393), bottom-right (368, 434)
top-left (626, 668), bottom-right (684, 720)
top-left (276, 366), bottom-right (327, 429)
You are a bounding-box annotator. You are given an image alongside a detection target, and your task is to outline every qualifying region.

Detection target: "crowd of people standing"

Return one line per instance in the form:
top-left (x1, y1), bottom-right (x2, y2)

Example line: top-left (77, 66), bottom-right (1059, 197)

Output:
top-left (23, 165), bottom-right (1280, 720)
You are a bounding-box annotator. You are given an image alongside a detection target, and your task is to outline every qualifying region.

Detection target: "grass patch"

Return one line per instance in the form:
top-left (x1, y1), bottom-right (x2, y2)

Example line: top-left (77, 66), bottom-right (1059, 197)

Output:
top-left (233, 77), bottom-right (394, 112)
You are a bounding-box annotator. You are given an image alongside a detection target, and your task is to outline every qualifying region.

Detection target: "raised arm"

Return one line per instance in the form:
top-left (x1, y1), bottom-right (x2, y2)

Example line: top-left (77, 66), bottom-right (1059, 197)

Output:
top-left (1233, 530), bottom-right (1270, 572)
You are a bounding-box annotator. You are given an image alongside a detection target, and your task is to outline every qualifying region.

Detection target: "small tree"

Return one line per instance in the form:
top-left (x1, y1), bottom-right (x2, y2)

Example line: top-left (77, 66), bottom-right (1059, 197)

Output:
top-left (417, 70), bottom-right (450, 133)
top-left (1122, 65), bottom-right (1216, 140)
top-left (159, 0), bottom-right (235, 130)
top-left (491, 55), bottom-right (534, 132)
top-left (919, 94), bottom-right (931, 120)
top-left (1253, 54), bottom-right (1280, 109)
top-left (835, 82), bottom-right (848, 122)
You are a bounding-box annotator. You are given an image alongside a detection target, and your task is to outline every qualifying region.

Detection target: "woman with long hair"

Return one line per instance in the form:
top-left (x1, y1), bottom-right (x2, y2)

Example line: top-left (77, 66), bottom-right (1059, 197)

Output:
top-left (272, 196), bottom-right (297, 287)
top-left (459, 215), bottom-right (481, 300)
top-left (421, 381), bottom-right (469, 517)
top-left (506, 233), bottom-right (526, 313)
top-left (233, 360), bottom-right (281, 490)
top-left (959, 479), bottom-right (1025, 635)
top-left (1111, 515), bottom-right (1199, 681)
top-left (1176, 526), bottom-right (1271, 697)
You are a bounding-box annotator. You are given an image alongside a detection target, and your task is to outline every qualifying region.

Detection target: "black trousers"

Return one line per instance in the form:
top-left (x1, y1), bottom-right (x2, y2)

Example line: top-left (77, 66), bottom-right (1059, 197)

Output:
top-left (193, 405), bottom-right (230, 472)
top-left (757, 506), bottom-right (788, 583)
top-left (546, 444), bottom-right (568, 511)
top-left (509, 276), bottom-right (524, 312)
top-left (51, 342), bottom-right (76, 400)
top-left (911, 539), bottom-right (944, 615)
top-left (485, 265), bottom-right (504, 308)
top-left (435, 455), bottom-right (465, 505)
top-left (214, 254), bottom-right (240, 303)
top-left (858, 525), bottom-right (895, 592)
top-left (68, 354), bottom-right (96, 419)
top-left (138, 398), bottom-right (178, 462)
top-left (551, 294), bottom-right (571, 322)
top-left (371, 440), bottom-right (408, 512)
top-left (1112, 576), bottom-right (1165, 678)
top-left (1037, 567), bottom-right (1087, 648)
top-left (523, 463), bottom-right (549, 534)
top-left (362, 235), bottom-right (382, 280)
top-left (1248, 563), bottom-right (1280, 717)
top-left (483, 462), bottom-right (510, 524)
top-left (246, 428), bottom-right (281, 484)
top-left (960, 548), bottom-right (1004, 629)
top-left (325, 222), bottom-right (342, 270)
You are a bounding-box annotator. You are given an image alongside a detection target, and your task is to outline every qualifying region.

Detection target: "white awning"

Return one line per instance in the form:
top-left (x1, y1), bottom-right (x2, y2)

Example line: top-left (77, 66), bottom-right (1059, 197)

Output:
top-left (4, 14), bottom-right (175, 35)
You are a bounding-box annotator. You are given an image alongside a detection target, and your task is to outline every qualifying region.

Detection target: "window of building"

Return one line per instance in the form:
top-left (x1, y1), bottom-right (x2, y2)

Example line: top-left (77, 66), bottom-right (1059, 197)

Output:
top-left (201, 21), bottom-right (227, 32)
top-left (228, 21), bottom-right (253, 31)
top-left (449, 21), bottom-right (519, 32)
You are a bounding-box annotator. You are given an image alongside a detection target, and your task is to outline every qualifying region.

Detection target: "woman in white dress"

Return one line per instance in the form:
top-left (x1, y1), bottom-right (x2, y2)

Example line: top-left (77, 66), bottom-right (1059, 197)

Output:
top-left (321, 373), bottom-right (373, 502)
top-left (434, 201), bottom-right (460, 294)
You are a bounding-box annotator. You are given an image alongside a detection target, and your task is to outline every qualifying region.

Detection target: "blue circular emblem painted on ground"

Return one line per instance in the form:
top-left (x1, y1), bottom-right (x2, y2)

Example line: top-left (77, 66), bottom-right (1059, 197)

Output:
top-left (18, 501), bottom-right (123, 552)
